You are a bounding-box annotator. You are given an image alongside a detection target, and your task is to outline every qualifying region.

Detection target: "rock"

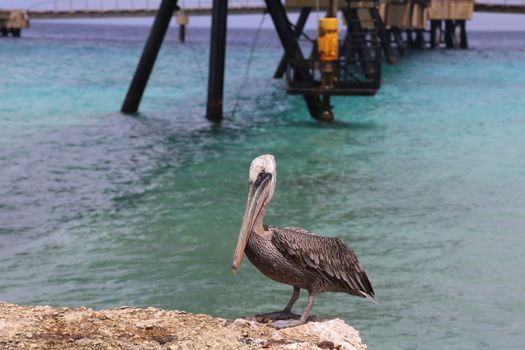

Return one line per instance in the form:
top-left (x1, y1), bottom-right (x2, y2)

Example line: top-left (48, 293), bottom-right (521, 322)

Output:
top-left (135, 320), bottom-right (157, 330)
top-left (0, 301), bottom-right (367, 349)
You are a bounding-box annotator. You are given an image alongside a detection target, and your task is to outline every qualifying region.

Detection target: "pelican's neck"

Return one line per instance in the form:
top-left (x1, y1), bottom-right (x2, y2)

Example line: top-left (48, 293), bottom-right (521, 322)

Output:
top-left (252, 206), bottom-right (266, 234)
top-left (252, 173), bottom-right (275, 235)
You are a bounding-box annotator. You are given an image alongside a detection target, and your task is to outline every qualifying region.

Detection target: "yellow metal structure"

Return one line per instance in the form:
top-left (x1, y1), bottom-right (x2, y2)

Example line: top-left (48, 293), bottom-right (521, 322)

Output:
top-left (318, 18), bottom-right (339, 61)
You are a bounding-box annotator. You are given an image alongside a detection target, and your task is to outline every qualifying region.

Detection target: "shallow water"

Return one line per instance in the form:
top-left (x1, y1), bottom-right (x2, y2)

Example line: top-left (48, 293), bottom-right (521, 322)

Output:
top-left (1, 23), bottom-right (525, 349)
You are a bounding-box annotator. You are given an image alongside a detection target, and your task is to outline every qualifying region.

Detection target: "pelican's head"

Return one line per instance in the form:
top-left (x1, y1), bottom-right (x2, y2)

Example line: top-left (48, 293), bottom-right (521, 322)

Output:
top-left (232, 154), bottom-right (276, 272)
top-left (248, 154), bottom-right (276, 204)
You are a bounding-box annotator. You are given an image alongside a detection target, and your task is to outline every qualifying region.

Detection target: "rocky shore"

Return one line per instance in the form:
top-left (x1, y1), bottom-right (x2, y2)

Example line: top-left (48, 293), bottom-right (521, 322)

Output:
top-left (0, 301), bottom-right (366, 349)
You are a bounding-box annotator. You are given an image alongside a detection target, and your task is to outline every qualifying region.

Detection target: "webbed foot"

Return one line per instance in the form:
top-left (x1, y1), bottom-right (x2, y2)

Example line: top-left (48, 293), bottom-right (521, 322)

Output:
top-left (255, 311), bottom-right (300, 323)
top-left (271, 319), bottom-right (306, 329)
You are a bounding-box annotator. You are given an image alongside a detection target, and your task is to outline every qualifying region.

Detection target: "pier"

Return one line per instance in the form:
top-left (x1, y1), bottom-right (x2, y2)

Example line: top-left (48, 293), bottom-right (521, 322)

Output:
top-left (12, 0), bottom-right (525, 18)
top-left (2, 0), bottom-right (525, 120)
top-left (475, 1), bottom-right (525, 13)
top-left (0, 10), bottom-right (29, 37)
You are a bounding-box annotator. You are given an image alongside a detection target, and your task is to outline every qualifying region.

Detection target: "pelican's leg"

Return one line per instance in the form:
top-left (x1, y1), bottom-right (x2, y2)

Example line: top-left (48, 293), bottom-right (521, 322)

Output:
top-left (283, 286), bottom-right (300, 313)
top-left (255, 287), bottom-right (301, 321)
top-left (272, 291), bottom-right (315, 329)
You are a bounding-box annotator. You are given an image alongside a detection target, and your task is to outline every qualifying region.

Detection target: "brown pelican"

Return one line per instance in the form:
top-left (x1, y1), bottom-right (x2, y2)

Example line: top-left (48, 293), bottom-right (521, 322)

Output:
top-left (232, 154), bottom-right (375, 329)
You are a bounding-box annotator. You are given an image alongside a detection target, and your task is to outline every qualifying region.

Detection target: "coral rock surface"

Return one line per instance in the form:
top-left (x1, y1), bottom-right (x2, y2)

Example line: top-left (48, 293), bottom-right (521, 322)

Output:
top-left (0, 301), bottom-right (366, 349)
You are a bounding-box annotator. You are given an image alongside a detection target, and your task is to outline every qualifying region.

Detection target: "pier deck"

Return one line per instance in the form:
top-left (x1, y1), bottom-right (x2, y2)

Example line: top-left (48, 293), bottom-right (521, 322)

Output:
top-left (475, 2), bottom-right (525, 13)
top-left (14, 0), bottom-right (525, 19)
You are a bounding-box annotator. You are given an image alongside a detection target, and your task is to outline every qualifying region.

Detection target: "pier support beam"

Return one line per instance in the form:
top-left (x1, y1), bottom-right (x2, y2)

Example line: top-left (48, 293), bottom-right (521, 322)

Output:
top-left (370, 7), bottom-right (396, 64)
top-left (175, 10), bottom-right (188, 43)
top-left (444, 20), bottom-right (455, 48)
top-left (179, 25), bottom-right (186, 43)
top-left (121, 0), bottom-right (177, 114)
top-left (415, 30), bottom-right (425, 49)
top-left (264, 0), bottom-right (329, 121)
top-left (391, 27), bottom-right (407, 55)
top-left (458, 20), bottom-right (468, 49)
top-left (343, 8), bottom-right (375, 79)
top-left (10, 28), bottom-right (21, 37)
top-left (430, 20), bottom-right (441, 49)
top-left (205, 0), bottom-right (228, 122)
top-left (274, 7), bottom-right (311, 79)
top-left (405, 29), bottom-right (415, 48)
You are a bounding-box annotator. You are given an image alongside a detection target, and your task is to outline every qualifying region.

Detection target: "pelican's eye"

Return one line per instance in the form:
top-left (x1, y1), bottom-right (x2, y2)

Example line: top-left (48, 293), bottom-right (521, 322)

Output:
top-left (254, 171), bottom-right (271, 188)
top-left (254, 171), bottom-right (266, 187)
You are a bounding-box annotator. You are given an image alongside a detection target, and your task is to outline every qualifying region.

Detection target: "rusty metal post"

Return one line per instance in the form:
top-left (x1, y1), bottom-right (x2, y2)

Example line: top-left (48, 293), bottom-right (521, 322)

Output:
top-left (179, 24), bottom-right (186, 43)
top-left (205, 0), bottom-right (228, 122)
top-left (370, 7), bottom-right (396, 64)
top-left (415, 30), bottom-right (425, 49)
top-left (265, 0), bottom-right (329, 120)
top-left (458, 20), bottom-right (468, 49)
top-left (176, 10), bottom-right (188, 43)
top-left (430, 20), bottom-right (441, 49)
top-left (444, 20), bottom-right (455, 48)
top-left (391, 26), bottom-right (407, 55)
top-left (274, 7), bottom-right (311, 79)
top-left (121, 0), bottom-right (177, 114)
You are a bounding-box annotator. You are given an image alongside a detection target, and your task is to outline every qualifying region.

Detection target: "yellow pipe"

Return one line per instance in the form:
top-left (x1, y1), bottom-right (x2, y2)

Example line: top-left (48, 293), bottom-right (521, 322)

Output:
top-left (317, 17), bottom-right (339, 62)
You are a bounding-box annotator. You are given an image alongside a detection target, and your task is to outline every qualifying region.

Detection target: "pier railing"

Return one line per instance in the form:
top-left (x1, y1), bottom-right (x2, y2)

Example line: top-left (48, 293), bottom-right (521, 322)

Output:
top-left (24, 0), bottom-right (266, 17)
top-left (13, 0), bottom-right (525, 16)
top-left (474, 0), bottom-right (525, 13)
top-left (476, 0), bottom-right (525, 5)
top-left (27, 0), bottom-right (265, 12)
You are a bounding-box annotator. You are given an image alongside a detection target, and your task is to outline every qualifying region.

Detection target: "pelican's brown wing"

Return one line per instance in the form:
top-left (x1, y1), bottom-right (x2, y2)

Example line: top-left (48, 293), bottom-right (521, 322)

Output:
top-left (268, 225), bottom-right (375, 301)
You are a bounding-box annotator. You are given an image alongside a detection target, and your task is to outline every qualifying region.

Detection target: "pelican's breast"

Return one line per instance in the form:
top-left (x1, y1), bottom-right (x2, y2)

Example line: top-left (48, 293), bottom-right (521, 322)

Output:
top-left (245, 230), bottom-right (312, 289)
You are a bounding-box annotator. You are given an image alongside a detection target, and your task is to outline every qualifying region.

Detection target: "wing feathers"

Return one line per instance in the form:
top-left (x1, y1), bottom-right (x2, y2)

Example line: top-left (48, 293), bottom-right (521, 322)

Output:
top-left (269, 226), bottom-right (375, 300)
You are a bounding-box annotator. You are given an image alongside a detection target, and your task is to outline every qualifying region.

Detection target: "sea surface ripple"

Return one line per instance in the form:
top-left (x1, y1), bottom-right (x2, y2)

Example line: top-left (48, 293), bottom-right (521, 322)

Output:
top-left (1, 23), bottom-right (524, 349)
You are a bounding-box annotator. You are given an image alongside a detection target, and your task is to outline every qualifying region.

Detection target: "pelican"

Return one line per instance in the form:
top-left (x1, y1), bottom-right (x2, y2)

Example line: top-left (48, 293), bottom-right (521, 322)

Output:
top-left (232, 154), bottom-right (375, 329)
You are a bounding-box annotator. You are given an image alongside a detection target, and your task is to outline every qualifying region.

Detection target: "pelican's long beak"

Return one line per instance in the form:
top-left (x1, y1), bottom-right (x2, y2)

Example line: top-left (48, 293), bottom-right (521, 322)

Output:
top-left (232, 172), bottom-right (272, 272)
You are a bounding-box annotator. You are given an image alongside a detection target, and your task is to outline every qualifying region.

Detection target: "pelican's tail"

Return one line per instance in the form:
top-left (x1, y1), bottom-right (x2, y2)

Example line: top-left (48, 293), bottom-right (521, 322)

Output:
top-left (359, 290), bottom-right (378, 304)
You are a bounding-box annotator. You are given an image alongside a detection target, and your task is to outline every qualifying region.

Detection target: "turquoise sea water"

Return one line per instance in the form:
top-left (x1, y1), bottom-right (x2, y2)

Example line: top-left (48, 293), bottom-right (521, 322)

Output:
top-left (1, 23), bottom-right (525, 349)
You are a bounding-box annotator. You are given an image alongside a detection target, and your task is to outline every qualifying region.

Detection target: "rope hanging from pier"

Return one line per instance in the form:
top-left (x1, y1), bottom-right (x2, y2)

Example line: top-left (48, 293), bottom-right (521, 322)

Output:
top-left (231, 13), bottom-right (266, 119)
top-left (186, 37), bottom-right (206, 90)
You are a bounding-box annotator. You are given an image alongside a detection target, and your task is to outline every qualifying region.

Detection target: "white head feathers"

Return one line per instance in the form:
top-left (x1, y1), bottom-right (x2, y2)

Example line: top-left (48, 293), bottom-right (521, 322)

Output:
top-left (249, 154), bottom-right (276, 183)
